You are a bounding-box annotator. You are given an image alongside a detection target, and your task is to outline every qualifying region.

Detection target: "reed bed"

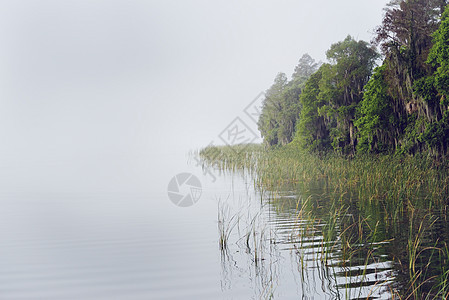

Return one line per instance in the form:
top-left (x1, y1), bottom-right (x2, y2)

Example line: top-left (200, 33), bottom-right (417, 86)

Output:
top-left (201, 143), bottom-right (449, 299)
top-left (200, 144), bottom-right (449, 215)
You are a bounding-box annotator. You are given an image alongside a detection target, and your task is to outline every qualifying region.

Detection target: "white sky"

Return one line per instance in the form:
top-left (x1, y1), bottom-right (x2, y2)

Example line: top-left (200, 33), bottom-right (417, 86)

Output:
top-left (0, 0), bottom-right (390, 193)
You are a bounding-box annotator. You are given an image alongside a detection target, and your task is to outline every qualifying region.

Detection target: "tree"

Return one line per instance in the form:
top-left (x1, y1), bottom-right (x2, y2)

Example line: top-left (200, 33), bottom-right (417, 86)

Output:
top-left (371, 0), bottom-right (448, 155)
top-left (375, 0), bottom-right (444, 67)
top-left (318, 36), bottom-right (379, 154)
top-left (374, 0), bottom-right (447, 112)
top-left (418, 4), bottom-right (449, 155)
top-left (292, 53), bottom-right (319, 85)
top-left (258, 73), bottom-right (288, 146)
top-left (355, 65), bottom-right (398, 153)
top-left (277, 81), bottom-right (302, 145)
top-left (427, 3), bottom-right (449, 101)
top-left (258, 54), bottom-right (318, 147)
top-left (294, 66), bottom-right (331, 152)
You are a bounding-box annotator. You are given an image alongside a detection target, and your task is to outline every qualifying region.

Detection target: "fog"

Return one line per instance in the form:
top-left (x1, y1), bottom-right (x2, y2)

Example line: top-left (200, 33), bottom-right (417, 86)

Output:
top-left (0, 0), bottom-right (389, 195)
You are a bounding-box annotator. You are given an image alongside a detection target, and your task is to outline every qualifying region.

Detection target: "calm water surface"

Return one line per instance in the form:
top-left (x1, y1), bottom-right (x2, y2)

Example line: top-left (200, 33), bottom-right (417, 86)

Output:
top-left (0, 150), bottom-right (443, 299)
top-left (0, 151), bottom-right (263, 299)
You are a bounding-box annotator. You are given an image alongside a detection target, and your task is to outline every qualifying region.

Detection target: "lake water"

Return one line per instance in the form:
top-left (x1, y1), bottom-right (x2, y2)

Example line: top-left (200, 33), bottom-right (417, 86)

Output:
top-left (0, 148), bottom-right (445, 299)
top-left (0, 150), bottom-right (252, 299)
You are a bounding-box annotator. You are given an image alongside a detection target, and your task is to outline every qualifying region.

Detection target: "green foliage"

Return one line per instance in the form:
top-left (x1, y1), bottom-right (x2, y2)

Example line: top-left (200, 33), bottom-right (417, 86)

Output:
top-left (413, 75), bottom-right (438, 105)
top-left (258, 1), bottom-right (449, 157)
top-left (304, 36), bottom-right (379, 155)
top-left (355, 65), bottom-right (396, 153)
top-left (428, 5), bottom-right (449, 99)
top-left (406, 4), bottom-right (449, 155)
top-left (292, 53), bottom-right (319, 86)
top-left (258, 54), bottom-right (318, 147)
top-left (294, 67), bottom-right (331, 152)
top-left (258, 72), bottom-right (288, 146)
top-left (323, 36), bottom-right (378, 155)
top-left (422, 110), bottom-right (449, 154)
top-left (398, 115), bottom-right (427, 155)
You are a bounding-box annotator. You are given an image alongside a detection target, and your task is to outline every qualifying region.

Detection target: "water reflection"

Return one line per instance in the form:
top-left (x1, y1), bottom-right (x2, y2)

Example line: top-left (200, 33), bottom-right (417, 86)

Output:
top-left (211, 165), bottom-right (448, 299)
top-left (217, 198), bottom-right (281, 299)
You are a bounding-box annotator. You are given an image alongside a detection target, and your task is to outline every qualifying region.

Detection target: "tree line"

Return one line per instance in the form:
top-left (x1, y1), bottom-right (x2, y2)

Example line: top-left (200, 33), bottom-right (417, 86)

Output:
top-left (258, 0), bottom-right (449, 157)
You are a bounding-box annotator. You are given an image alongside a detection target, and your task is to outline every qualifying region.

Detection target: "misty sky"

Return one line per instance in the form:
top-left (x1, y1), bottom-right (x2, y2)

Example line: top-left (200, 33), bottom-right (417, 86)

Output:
top-left (0, 0), bottom-right (389, 194)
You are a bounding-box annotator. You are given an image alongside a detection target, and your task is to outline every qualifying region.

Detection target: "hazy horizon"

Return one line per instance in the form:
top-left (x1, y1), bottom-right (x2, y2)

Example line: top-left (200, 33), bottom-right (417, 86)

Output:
top-left (0, 0), bottom-right (390, 194)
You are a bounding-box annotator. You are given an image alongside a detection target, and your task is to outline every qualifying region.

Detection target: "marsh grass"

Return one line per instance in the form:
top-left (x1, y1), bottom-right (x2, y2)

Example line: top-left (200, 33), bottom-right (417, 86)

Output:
top-left (202, 144), bottom-right (449, 299)
top-left (201, 144), bottom-right (449, 216)
top-left (433, 243), bottom-right (449, 299)
top-left (218, 201), bottom-right (239, 251)
top-left (216, 197), bottom-right (280, 299)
